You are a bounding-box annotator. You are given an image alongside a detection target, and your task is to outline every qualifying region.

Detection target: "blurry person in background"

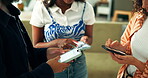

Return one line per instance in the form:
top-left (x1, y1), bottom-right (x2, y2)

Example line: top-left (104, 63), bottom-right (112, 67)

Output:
top-left (0, 0), bottom-right (70, 78)
top-left (105, 0), bottom-right (148, 78)
top-left (30, 0), bottom-right (95, 78)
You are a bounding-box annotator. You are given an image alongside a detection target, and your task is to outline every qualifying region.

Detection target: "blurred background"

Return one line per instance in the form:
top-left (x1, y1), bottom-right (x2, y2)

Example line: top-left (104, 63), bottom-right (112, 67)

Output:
top-left (13, 0), bottom-right (133, 78)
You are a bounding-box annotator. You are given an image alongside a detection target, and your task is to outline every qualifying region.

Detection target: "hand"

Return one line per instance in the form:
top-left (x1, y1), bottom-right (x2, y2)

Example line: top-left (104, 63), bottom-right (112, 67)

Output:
top-left (46, 48), bottom-right (65, 60)
top-left (46, 56), bottom-right (70, 73)
top-left (105, 38), bottom-right (129, 52)
top-left (105, 38), bottom-right (131, 63)
top-left (109, 53), bottom-right (145, 72)
top-left (80, 36), bottom-right (88, 44)
top-left (56, 39), bottom-right (77, 49)
top-left (110, 53), bottom-right (136, 65)
top-left (80, 36), bottom-right (92, 45)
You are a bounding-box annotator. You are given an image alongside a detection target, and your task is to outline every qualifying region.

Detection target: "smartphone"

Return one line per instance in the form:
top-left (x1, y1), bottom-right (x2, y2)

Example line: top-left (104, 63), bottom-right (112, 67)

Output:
top-left (101, 45), bottom-right (126, 55)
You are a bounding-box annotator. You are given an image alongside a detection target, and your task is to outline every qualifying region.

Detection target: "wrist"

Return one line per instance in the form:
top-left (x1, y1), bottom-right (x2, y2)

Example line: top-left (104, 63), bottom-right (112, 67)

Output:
top-left (46, 59), bottom-right (55, 68)
top-left (46, 60), bottom-right (52, 65)
top-left (134, 59), bottom-right (145, 72)
top-left (53, 39), bottom-right (60, 47)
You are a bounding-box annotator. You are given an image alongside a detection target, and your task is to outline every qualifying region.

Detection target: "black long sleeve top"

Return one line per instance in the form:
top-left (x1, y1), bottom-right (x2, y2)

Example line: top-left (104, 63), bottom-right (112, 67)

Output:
top-left (0, 4), bottom-right (54, 78)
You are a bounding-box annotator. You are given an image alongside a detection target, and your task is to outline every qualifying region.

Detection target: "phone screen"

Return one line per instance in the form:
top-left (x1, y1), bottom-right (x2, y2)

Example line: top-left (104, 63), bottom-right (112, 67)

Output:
top-left (101, 45), bottom-right (126, 55)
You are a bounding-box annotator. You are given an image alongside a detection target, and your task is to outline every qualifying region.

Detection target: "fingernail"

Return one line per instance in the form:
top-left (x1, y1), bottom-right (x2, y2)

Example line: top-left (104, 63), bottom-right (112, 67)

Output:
top-left (115, 40), bottom-right (118, 42)
top-left (62, 51), bottom-right (65, 53)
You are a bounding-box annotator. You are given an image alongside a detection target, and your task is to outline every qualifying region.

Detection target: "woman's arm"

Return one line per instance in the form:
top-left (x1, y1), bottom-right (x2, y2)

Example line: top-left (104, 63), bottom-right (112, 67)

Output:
top-left (80, 25), bottom-right (93, 45)
top-left (32, 26), bottom-right (58, 48)
top-left (135, 61), bottom-right (148, 77)
top-left (32, 26), bottom-right (77, 48)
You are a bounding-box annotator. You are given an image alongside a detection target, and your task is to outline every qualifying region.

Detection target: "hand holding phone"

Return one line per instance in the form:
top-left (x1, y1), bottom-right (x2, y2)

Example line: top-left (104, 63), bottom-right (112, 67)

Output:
top-left (101, 45), bottom-right (126, 55)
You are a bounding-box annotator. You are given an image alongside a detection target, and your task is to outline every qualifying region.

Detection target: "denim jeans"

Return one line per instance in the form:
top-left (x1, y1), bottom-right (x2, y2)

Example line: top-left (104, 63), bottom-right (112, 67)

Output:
top-left (54, 54), bottom-right (88, 78)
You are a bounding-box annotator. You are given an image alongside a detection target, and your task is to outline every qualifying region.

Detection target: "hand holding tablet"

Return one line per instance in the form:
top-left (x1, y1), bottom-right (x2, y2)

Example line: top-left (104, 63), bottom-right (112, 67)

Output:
top-left (58, 41), bottom-right (91, 63)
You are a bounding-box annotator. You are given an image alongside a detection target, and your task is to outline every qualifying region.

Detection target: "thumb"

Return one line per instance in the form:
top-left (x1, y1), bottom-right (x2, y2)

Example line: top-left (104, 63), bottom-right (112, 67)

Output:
top-left (81, 36), bottom-right (88, 43)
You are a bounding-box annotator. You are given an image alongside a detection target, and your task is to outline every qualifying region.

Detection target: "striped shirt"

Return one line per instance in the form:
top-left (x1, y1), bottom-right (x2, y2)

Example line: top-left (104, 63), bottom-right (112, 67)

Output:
top-left (117, 12), bottom-right (148, 78)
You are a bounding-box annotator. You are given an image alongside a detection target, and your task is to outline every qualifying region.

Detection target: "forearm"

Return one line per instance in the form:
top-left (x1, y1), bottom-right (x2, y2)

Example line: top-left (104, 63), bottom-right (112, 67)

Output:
top-left (34, 39), bottom-right (58, 48)
top-left (87, 36), bottom-right (93, 45)
top-left (134, 59), bottom-right (146, 72)
top-left (85, 25), bottom-right (93, 45)
top-left (134, 61), bottom-right (148, 77)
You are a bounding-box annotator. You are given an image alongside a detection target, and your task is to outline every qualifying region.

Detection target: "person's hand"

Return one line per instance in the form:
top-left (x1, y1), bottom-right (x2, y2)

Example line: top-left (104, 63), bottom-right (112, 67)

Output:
top-left (105, 38), bottom-right (130, 62)
top-left (46, 56), bottom-right (70, 73)
top-left (110, 53), bottom-right (145, 71)
top-left (110, 53), bottom-right (137, 65)
top-left (46, 48), bottom-right (65, 60)
top-left (56, 39), bottom-right (77, 49)
top-left (105, 38), bottom-right (146, 71)
top-left (105, 38), bottom-right (128, 52)
top-left (80, 36), bottom-right (92, 45)
top-left (80, 36), bottom-right (88, 44)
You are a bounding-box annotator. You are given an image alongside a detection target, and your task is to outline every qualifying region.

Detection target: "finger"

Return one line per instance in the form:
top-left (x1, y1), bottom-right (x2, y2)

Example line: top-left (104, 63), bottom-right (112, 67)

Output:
top-left (58, 44), bottom-right (64, 48)
top-left (114, 54), bottom-right (123, 59)
top-left (51, 49), bottom-right (65, 54)
top-left (59, 63), bottom-right (70, 69)
top-left (71, 40), bottom-right (77, 45)
top-left (59, 48), bottom-right (65, 53)
top-left (65, 44), bottom-right (74, 49)
top-left (110, 53), bottom-right (117, 61)
top-left (63, 49), bottom-right (70, 53)
top-left (82, 39), bottom-right (86, 43)
top-left (62, 64), bottom-right (70, 71)
top-left (56, 48), bottom-right (64, 53)
top-left (72, 40), bottom-right (78, 44)
top-left (109, 52), bottom-right (115, 57)
top-left (114, 54), bottom-right (128, 63)
top-left (105, 39), bottom-right (109, 46)
top-left (105, 38), bottom-right (113, 46)
top-left (62, 68), bottom-right (66, 72)
top-left (82, 36), bottom-right (88, 43)
top-left (55, 56), bottom-right (61, 60)
top-left (69, 60), bottom-right (74, 63)
top-left (109, 53), bottom-right (121, 61)
top-left (64, 63), bottom-right (70, 67)
top-left (66, 39), bottom-right (77, 46)
top-left (111, 40), bottom-right (118, 45)
top-left (110, 40), bottom-right (119, 47)
top-left (114, 54), bottom-right (128, 60)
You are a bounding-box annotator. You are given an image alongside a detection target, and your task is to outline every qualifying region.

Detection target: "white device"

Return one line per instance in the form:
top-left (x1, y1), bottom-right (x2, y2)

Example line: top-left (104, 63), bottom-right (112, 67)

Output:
top-left (58, 41), bottom-right (91, 63)
top-left (58, 48), bottom-right (82, 63)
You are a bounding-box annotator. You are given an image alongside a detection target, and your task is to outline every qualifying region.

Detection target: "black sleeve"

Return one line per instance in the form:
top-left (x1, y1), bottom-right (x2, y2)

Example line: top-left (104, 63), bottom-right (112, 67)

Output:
top-left (0, 32), bottom-right (54, 78)
top-left (0, 32), bottom-right (7, 78)
top-left (17, 63), bottom-right (54, 78)
top-left (0, 20), bottom-right (54, 78)
top-left (30, 48), bottom-right (48, 69)
top-left (18, 17), bottom-right (48, 69)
